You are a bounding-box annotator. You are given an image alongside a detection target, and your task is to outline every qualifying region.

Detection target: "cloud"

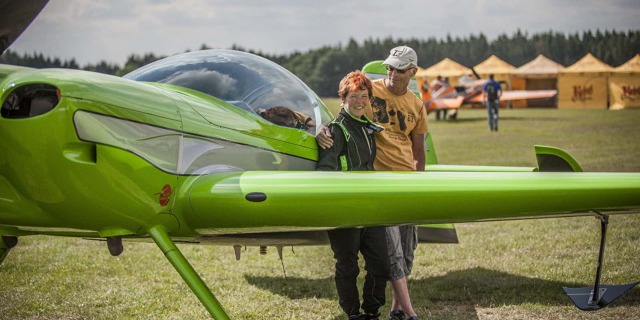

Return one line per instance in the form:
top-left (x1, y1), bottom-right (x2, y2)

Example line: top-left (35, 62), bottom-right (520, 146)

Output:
top-left (7, 0), bottom-right (640, 66)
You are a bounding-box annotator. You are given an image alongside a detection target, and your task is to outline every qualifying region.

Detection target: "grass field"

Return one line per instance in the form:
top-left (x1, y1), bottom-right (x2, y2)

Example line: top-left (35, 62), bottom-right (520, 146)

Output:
top-left (1, 106), bottom-right (639, 320)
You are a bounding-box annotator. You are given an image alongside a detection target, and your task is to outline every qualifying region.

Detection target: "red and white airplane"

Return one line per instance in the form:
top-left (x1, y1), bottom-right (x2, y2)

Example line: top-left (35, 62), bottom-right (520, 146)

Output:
top-left (424, 72), bottom-right (557, 119)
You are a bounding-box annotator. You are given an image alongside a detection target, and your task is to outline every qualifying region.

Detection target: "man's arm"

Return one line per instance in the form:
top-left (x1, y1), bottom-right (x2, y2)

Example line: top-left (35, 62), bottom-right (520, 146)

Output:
top-left (410, 133), bottom-right (426, 171)
top-left (316, 125), bottom-right (334, 149)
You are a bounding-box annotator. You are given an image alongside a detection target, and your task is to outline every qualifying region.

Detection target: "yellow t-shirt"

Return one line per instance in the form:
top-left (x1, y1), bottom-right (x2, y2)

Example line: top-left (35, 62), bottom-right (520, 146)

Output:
top-left (366, 79), bottom-right (428, 171)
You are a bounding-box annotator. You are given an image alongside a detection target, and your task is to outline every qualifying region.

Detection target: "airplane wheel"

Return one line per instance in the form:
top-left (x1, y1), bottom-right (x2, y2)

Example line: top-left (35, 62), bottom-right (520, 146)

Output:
top-left (107, 236), bottom-right (123, 256)
top-left (2, 236), bottom-right (18, 249)
top-left (446, 109), bottom-right (458, 120)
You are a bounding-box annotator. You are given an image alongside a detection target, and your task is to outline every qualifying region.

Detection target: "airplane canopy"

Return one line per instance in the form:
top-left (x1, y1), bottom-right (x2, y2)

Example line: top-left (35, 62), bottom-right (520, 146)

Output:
top-left (125, 49), bottom-right (329, 126)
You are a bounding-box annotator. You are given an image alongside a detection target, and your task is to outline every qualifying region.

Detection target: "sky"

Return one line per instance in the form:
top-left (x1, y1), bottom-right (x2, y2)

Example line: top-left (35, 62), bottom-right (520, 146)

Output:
top-left (8, 0), bottom-right (640, 66)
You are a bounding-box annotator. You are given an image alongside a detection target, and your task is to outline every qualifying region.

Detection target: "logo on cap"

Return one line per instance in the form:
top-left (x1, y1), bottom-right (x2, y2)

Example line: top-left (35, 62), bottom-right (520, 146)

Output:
top-left (384, 46), bottom-right (417, 69)
top-left (391, 47), bottom-right (409, 58)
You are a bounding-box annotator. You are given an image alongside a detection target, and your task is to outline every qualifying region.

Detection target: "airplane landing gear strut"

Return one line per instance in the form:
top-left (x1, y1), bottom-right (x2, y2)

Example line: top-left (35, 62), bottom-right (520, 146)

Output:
top-left (563, 213), bottom-right (639, 310)
top-left (148, 225), bottom-right (230, 319)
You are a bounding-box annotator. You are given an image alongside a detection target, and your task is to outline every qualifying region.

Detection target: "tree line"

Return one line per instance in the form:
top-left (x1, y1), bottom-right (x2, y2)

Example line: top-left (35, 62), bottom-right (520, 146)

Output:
top-left (1, 30), bottom-right (638, 97)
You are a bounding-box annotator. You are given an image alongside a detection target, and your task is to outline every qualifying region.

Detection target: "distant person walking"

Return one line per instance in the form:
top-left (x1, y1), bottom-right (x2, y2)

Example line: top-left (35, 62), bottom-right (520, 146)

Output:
top-left (483, 74), bottom-right (502, 131)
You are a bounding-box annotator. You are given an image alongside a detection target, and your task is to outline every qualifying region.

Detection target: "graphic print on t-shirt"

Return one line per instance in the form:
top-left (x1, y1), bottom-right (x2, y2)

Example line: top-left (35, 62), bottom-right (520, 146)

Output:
top-left (371, 96), bottom-right (389, 124)
top-left (372, 96), bottom-right (408, 132)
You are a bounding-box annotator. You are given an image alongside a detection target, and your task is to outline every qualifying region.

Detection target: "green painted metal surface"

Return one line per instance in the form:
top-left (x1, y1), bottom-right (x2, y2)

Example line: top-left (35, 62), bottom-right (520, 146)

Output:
top-left (148, 225), bottom-right (230, 319)
top-left (186, 171), bottom-right (640, 232)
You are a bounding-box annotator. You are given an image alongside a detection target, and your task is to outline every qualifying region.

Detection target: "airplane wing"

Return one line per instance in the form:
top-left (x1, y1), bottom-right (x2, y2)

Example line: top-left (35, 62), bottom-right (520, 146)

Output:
top-left (499, 90), bottom-right (558, 101)
top-left (427, 86), bottom-right (464, 110)
top-left (429, 97), bottom-right (464, 110)
top-left (183, 170), bottom-right (640, 234)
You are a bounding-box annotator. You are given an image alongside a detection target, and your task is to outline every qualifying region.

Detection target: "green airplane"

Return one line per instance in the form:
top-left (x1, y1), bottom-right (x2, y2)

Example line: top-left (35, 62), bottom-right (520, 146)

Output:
top-left (1, 1), bottom-right (639, 319)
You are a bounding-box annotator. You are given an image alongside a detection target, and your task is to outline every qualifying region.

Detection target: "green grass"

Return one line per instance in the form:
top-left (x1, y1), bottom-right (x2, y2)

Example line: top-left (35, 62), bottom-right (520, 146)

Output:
top-left (1, 106), bottom-right (640, 319)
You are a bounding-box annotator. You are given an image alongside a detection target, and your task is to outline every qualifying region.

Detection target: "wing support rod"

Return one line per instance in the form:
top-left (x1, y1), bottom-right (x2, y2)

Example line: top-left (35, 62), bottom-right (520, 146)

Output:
top-left (147, 225), bottom-right (230, 320)
top-left (563, 213), bottom-right (639, 311)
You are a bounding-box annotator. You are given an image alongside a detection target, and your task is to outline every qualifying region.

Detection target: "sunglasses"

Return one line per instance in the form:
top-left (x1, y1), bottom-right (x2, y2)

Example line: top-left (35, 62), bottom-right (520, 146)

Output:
top-left (386, 66), bottom-right (414, 74)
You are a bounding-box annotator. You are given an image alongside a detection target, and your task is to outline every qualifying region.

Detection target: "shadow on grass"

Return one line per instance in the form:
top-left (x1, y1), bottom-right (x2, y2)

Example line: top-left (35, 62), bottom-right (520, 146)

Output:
top-left (246, 267), bottom-right (640, 319)
top-left (437, 115), bottom-right (560, 124)
top-left (433, 117), bottom-right (486, 123)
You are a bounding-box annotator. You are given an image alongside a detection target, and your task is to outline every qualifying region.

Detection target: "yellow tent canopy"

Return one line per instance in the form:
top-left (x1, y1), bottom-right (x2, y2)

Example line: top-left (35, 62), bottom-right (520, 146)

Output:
top-left (610, 54), bottom-right (640, 110)
top-left (415, 58), bottom-right (471, 86)
top-left (474, 54), bottom-right (514, 100)
top-left (511, 54), bottom-right (564, 108)
top-left (558, 53), bottom-right (613, 109)
top-left (474, 55), bottom-right (515, 79)
top-left (561, 53), bottom-right (614, 73)
top-left (613, 54), bottom-right (640, 73)
top-left (512, 54), bottom-right (564, 79)
top-left (472, 55), bottom-right (515, 108)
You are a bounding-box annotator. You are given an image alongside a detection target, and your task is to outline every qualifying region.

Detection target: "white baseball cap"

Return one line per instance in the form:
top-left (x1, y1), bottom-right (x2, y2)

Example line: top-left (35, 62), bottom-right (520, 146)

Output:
top-left (382, 46), bottom-right (418, 69)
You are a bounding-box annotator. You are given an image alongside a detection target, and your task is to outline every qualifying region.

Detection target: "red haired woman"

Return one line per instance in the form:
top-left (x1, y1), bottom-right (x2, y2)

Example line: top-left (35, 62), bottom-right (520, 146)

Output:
top-left (317, 70), bottom-right (388, 320)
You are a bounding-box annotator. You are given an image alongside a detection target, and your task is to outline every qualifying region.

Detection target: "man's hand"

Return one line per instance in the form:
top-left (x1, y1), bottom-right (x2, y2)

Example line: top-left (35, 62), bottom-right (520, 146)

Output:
top-left (315, 125), bottom-right (334, 149)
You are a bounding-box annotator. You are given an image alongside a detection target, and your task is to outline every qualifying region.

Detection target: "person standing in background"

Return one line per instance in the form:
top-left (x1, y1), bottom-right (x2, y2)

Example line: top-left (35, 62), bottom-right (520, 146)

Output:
top-left (483, 74), bottom-right (502, 131)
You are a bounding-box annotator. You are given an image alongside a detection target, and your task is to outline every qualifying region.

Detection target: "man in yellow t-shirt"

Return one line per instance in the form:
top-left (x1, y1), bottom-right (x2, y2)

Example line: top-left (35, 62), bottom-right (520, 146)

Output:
top-left (372, 46), bottom-right (426, 320)
top-left (317, 45), bottom-right (427, 320)
top-left (366, 73), bottom-right (428, 171)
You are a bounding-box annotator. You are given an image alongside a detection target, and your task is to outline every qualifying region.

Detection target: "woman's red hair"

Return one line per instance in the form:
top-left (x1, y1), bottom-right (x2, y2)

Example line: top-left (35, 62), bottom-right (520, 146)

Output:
top-left (338, 70), bottom-right (372, 101)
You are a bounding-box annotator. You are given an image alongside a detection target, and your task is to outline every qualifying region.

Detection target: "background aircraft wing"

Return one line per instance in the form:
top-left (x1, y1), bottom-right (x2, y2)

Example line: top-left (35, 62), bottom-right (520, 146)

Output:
top-left (430, 97), bottom-right (464, 110)
top-left (463, 89), bottom-right (558, 103)
top-left (499, 90), bottom-right (558, 101)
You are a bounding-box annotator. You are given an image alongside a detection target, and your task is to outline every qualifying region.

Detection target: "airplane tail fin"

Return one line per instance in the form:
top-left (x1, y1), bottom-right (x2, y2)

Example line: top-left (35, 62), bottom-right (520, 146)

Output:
top-left (535, 145), bottom-right (583, 172)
